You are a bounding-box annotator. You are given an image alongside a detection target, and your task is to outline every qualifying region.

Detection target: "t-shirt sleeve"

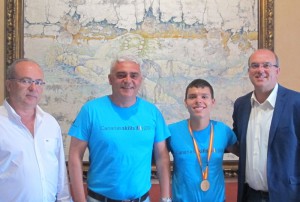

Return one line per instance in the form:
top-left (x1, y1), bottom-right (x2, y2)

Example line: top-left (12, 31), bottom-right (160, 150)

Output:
top-left (225, 124), bottom-right (237, 146)
top-left (154, 108), bottom-right (171, 143)
top-left (68, 104), bottom-right (90, 142)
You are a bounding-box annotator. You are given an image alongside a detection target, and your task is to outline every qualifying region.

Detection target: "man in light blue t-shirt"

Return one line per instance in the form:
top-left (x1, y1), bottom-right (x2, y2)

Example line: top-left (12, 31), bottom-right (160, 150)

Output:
top-left (68, 55), bottom-right (172, 202)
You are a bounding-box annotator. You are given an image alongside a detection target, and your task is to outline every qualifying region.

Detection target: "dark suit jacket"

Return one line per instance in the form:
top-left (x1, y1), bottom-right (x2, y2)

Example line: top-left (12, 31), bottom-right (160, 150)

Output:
top-left (232, 85), bottom-right (300, 202)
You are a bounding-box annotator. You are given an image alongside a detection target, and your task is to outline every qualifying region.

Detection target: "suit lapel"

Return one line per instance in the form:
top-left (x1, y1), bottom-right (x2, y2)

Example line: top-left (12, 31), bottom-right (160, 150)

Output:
top-left (268, 85), bottom-right (286, 146)
top-left (240, 94), bottom-right (252, 162)
top-left (242, 94), bottom-right (252, 141)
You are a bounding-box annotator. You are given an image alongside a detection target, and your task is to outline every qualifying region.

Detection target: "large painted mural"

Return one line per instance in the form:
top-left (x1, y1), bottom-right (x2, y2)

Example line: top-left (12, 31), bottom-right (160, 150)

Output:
top-left (22, 0), bottom-right (258, 159)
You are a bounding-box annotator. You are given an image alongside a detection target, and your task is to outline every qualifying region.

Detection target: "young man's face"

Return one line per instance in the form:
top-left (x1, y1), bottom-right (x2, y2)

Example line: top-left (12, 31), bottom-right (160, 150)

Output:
top-left (184, 86), bottom-right (215, 119)
top-left (108, 61), bottom-right (142, 101)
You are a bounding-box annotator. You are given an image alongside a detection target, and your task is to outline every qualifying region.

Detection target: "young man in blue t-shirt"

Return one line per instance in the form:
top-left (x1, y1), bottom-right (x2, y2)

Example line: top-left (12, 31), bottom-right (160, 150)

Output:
top-left (168, 79), bottom-right (237, 202)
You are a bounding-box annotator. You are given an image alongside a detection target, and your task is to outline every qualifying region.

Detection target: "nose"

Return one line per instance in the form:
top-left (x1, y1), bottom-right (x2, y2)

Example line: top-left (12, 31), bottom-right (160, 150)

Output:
top-left (196, 96), bottom-right (203, 103)
top-left (28, 81), bottom-right (38, 90)
top-left (123, 74), bottom-right (132, 82)
top-left (254, 65), bottom-right (266, 72)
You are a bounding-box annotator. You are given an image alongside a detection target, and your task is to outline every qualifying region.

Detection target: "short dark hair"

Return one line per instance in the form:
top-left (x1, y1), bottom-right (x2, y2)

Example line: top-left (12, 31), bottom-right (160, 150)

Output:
top-left (185, 79), bottom-right (214, 100)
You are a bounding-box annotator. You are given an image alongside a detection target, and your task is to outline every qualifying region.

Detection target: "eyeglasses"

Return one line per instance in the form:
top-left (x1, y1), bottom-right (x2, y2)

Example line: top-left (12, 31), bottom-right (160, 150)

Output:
top-left (9, 78), bottom-right (46, 86)
top-left (249, 62), bottom-right (278, 69)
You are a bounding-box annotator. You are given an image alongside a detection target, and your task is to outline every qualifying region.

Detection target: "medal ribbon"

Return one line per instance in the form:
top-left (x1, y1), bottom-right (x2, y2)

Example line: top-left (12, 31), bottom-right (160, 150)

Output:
top-left (188, 119), bottom-right (214, 180)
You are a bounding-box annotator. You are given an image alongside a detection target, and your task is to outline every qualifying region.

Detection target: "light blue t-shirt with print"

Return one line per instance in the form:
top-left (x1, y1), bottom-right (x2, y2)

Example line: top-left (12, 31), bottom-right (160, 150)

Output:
top-left (69, 96), bottom-right (170, 200)
top-left (168, 119), bottom-right (237, 202)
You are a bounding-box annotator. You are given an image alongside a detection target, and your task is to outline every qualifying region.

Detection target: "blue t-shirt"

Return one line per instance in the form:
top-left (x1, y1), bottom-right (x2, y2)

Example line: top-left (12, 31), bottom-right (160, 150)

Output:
top-left (168, 119), bottom-right (237, 202)
top-left (69, 96), bottom-right (170, 199)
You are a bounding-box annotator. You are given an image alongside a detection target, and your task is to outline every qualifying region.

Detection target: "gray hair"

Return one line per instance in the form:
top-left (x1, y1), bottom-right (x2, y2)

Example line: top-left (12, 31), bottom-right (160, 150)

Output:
top-left (6, 58), bottom-right (40, 79)
top-left (110, 55), bottom-right (143, 73)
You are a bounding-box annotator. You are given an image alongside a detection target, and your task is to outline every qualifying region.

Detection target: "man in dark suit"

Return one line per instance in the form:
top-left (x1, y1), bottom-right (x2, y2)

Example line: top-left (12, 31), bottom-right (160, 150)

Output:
top-left (232, 49), bottom-right (300, 202)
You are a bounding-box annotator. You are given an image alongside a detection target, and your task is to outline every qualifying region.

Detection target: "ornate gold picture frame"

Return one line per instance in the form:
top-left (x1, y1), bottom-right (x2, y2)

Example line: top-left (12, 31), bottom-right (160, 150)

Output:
top-left (5, 0), bottom-right (274, 68)
top-left (4, 0), bottom-right (275, 176)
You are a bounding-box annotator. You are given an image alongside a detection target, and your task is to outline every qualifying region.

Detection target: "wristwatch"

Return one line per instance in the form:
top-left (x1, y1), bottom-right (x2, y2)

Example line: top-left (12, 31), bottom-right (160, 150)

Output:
top-left (160, 197), bottom-right (172, 202)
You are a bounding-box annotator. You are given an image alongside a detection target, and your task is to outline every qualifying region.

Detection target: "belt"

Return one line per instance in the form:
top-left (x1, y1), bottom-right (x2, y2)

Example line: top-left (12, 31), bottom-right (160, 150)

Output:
top-left (247, 184), bottom-right (269, 198)
top-left (88, 189), bottom-right (149, 202)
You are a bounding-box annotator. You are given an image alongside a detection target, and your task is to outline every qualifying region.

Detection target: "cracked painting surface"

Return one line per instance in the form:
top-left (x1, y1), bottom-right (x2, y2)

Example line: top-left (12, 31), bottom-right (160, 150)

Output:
top-left (24, 0), bottom-right (257, 158)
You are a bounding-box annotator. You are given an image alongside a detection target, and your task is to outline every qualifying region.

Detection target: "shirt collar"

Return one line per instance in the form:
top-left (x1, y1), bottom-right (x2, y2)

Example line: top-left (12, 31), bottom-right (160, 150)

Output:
top-left (251, 83), bottom-right (278, 107)
top-left (4, 99), bottom-right (45, 121)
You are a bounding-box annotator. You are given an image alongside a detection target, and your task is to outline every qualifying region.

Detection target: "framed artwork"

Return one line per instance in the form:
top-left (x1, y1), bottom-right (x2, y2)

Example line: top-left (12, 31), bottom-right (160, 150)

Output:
top-left (5, 0), bottom-right (274, 163)
top-left (5, 0), bottom-right (274, 65)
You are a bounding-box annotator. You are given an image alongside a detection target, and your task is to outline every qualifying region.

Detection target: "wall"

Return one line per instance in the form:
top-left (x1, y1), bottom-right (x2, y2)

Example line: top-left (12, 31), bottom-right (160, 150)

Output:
top-left (275, 0), bottom-right (300, 92)
top-left (0, 0), bottom-right (300, 98)
top-left (0, 0), bottom-right (4, 101)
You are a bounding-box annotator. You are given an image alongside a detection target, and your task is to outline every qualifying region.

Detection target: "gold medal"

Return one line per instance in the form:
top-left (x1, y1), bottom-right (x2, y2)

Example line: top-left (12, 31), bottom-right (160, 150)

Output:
top-left (188, 121), bottom-right (214, 193)
top-left (200, 179), bottom-right (210, 191)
